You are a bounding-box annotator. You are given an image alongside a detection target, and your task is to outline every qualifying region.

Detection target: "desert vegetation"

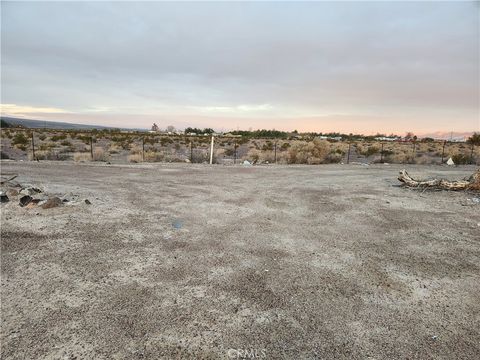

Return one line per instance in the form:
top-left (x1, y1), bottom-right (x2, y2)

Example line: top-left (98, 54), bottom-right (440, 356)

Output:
top-left (1, 125), bottom-right (479, 166)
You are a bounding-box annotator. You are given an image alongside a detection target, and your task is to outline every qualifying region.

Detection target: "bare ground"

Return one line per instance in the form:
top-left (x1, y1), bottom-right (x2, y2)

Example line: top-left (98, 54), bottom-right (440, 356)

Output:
top-left (1, 161), bottom-right (479, 359)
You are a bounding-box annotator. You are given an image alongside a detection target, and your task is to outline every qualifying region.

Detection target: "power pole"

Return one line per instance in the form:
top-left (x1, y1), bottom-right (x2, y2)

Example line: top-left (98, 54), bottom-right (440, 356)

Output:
top-left (347, 142), bottom-right (351, 164)
top-left (90, 136), bottom-right (94, 160)
top-left (142, 137), bottom-right (145, 162)
top-left (380, 143), bottom-right (384, 163)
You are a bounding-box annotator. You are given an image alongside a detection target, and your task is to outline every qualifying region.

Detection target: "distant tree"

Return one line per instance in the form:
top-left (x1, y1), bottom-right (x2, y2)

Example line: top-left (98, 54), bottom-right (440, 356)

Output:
top-left (151, 123), bottom-right (159, 132)
top-left (404, 132), bottom-right (415, 141)
top-left (202, 128), bottom-right (214, 134)
top-left (467, 133), bottom-right (480, 146)
top-left (421, 137), bottom-right (435, 142)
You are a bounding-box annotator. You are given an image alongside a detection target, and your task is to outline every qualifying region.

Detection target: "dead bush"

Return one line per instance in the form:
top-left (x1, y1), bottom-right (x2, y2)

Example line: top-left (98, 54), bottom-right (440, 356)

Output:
top-left (128, 154), bottom-right (143, 163)
top-left (74, 152), bottom-right (91, 162)
top-left (287, 139), bottom-right (330, 164)
top-left (93, 147), bottom-right (109, 162)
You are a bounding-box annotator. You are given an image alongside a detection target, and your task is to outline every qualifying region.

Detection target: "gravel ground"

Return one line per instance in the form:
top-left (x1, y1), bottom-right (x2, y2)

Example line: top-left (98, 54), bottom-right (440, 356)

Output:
top-left (1, 161), bottom-right (479, 359)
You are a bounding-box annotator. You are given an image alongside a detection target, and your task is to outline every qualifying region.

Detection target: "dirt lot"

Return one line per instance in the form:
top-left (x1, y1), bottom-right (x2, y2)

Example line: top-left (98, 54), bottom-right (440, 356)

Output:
top-left (1, 161), bottom-right (479, 359)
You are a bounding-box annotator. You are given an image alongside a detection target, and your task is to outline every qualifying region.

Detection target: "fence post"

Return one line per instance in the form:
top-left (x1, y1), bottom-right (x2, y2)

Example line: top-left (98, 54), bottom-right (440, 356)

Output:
top-left (90, 136), bottom-right (93, 160)
top-left (380, 142), bottom-right (384, 163)
top-left (31, 131), bottom-right (36, 161)
top-left (190, 140), bottom-right (193, 163)
top-left (274, 141), bottom-right (277, 164)
top-left (234, 141), bottom-right (237, 165)
top-left (209, 135), bottom-right (214, 165)
top-left (347, 142), bottom-right (351, 164)
top-left (470, 143), bottom-right (475, 165)
top-left (142, 137), bottom-right (145, 162)
top-left (441, 140), bottom-right (446, 164)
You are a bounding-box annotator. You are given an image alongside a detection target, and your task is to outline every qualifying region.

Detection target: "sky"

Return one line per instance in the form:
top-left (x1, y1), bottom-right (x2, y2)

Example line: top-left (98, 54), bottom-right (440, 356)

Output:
top-left (1, 1), bottom-right (479, 135)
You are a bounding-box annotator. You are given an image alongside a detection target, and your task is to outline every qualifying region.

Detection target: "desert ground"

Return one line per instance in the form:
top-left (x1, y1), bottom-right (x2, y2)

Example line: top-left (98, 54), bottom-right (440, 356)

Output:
top-left (1, 161), bottom-right (479, 359)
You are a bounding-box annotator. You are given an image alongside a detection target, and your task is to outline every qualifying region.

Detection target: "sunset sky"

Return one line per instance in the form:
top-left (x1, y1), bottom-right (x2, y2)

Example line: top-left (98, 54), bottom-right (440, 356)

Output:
top-left (1, 1), bottom-right (479, 134)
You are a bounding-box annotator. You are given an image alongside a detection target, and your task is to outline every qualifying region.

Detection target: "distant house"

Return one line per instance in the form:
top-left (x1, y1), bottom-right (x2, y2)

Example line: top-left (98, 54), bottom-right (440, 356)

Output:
top-left (375, 136), bottom-right (399, 142)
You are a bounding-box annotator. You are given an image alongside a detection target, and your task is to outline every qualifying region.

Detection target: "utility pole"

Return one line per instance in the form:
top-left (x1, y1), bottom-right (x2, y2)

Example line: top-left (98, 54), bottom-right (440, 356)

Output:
top-left (209, 135), bottom-right (214, 165)
top-left (380, 143), bottom-right (384, 163)
top-left (142, 137), bottom-right (145, 162)
top-left (90, 136), bottom-right (94, 160)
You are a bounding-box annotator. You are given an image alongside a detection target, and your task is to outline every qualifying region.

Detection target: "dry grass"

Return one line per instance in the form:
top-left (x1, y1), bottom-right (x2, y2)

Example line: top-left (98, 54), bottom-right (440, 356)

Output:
top-left (92, 147), bottom-right (109, 162)
top-left (73, 152), bottom-right (91, 162)
top-left (287, 140), bottom-right (328, 164)
top-left (144, 150), bottom-right (164, 162)
top-left (127, 154), bottom-right (143, 163)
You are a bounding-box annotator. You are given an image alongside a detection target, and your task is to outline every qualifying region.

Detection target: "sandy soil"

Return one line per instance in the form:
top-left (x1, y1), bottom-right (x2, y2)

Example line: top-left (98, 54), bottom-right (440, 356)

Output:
top-left (1, 161), bottom-right (479, 359)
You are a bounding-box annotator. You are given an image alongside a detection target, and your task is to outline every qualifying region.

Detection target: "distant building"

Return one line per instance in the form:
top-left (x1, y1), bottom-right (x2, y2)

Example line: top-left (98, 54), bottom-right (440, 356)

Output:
top-left (375, 136), bottom-right (399, 142)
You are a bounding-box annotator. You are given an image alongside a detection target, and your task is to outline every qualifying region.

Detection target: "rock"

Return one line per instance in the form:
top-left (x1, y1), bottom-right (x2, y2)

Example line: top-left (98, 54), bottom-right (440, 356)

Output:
top-left (19, 195), bottom-right (33, 207)
top-left (20, 187), bottom-right (41, 196)
top-left (41, 197), bottom-right (62, 209)
top-left (84, 199), bottom-right (92, 205)
top-left (172, 220), bottom-right (183, 229)
top-left (26, 202), bottom-right (37, 209)
top-left (243, 160), bottom-right (251, 166)
top-left (6, 189), bottom-right (19, 197)
top-left (1, 194), bottom-right (9, 203)
top-left (185, 159), bottom-right (191, 163)
top-left (446, 157), bottom-right (455, 166)
top-left (20, 188), bottom-right (33, 196)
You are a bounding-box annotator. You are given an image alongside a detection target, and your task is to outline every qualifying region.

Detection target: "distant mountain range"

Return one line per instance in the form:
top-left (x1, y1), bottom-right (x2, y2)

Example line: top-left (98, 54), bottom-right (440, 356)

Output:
top-left (0, 116), bottom-right (144, 131)
top-left (420, 131), bottom-right (476, 141)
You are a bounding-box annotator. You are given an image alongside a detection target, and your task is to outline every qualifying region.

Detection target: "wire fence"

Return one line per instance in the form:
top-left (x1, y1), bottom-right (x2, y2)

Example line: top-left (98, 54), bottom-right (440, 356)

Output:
top-left (1, 128), bottom-right (479, 166)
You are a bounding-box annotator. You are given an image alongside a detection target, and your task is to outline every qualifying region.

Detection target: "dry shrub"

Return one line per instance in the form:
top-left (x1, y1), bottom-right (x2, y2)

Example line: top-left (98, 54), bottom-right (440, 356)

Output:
top-left (93, 147), bottom-right (109, 162)
top-left (108, 144), bottom-right (122, 154)
top-left (129, 144), bottom-right (143, 155)
top-left (74, 152), bottom-right (91, 162)
top-left (144, 150), bottom-right (164, 162)
top-left (287, 139), bottom-right (331, 164)
top-left (414, 155), bottom-right (430, 164)
top-left (385, 152), bottom-right (413, 164)
top-left (128, 154), bottom-right (143, 163)
top-left (28, 150), bottom-right (56, 161)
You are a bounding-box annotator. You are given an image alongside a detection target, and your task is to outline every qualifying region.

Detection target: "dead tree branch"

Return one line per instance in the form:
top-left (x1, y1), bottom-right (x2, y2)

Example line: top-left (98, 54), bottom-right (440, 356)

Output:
top-left (398, 169), bottom-right (480, 191)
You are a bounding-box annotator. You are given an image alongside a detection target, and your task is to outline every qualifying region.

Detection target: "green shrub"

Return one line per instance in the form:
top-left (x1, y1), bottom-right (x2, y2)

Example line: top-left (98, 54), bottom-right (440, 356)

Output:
top-left (50, 134), bottom-right (67, 142)
top-left (452, 153), bottom-right (470, 165)
top-left (12, 132), bottom-right (29, 147)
